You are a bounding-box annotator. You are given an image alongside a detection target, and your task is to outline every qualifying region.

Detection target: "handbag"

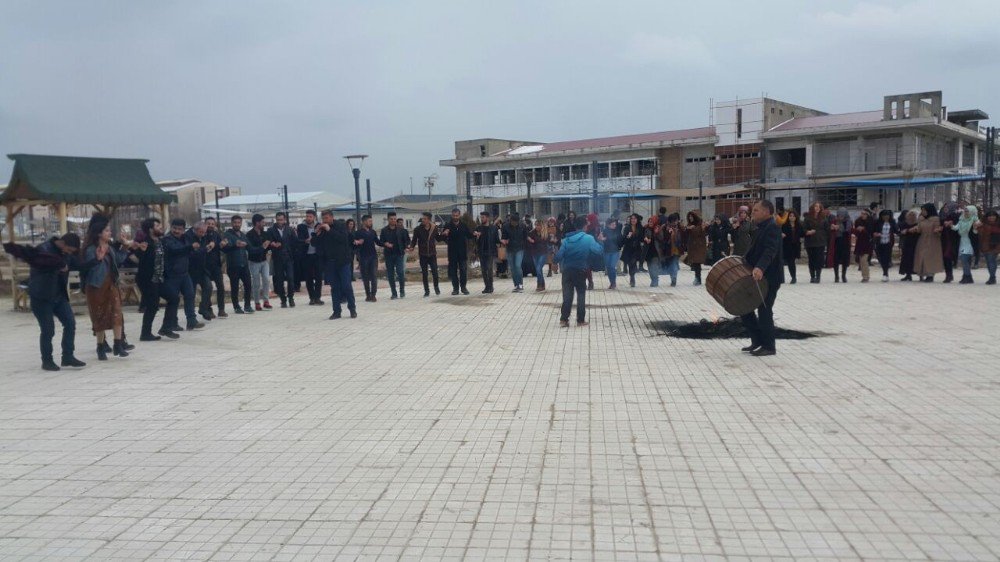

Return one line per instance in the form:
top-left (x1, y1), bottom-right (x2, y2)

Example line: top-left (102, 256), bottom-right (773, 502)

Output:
top-left (588, 250), bottom-right (605, 273)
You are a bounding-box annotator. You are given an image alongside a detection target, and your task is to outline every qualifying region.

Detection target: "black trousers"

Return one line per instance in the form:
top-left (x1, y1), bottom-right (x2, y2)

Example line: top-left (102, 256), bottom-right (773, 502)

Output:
top-left (419, 254), bottom-right (439, 292)
top-left (205, 266), bottom-right (226, 311)
top-left (190, 269), bottom-right (211, 314)
top-left (30, 297), bottom-right (75, 361)
top-left (741, 282), bottom-right (779, 351)
top-left (481, 255), bottom-right (495, 290)
top-left (302, 254), bottom-right (322, 301)
top-left (360, 256), bottom-right (378, 297)
top-left (560, 269), bottom-right (587, 322)
top-left (806, 246), bottom-right (825, 279)
top-left (448, 257), bottom-right (468, 290)
top-left (624, 255), bottom-right (638, 284)
top-left (140, 281), bottom-right (162, 336)
top-left (227, 265), bottom-right (252, 308)
top-left (876, 244), bottom-right (893, 276)
top-left (162, 275), bottom-right (194, 328)
top-left (786, 260), bottom-right (797, 282)
top-left (272, 259), bottom-right (295, 301)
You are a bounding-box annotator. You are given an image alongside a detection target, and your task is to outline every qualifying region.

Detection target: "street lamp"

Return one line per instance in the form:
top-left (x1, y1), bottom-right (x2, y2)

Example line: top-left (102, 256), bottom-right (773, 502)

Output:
top-left (344, 154), bottom-right (368, 226)
top-left (214, 188), bottom-right (227, 222)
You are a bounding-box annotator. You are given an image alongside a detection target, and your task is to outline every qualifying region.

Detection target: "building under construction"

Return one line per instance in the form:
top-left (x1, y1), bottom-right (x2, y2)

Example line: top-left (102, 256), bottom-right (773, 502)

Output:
top-left (440, 90), bottom-right (995, 219)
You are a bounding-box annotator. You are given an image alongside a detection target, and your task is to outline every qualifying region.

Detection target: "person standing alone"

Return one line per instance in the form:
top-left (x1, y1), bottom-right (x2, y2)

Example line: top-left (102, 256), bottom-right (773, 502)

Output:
top-left (740, 200), bottom-right (784, 357)
top-left (554, 217), bottom-right (602, 327)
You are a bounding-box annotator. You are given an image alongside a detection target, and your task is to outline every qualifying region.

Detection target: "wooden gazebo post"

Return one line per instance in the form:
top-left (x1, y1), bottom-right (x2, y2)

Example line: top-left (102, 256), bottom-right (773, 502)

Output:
top-left (57, 202), bottom-right (68, 233)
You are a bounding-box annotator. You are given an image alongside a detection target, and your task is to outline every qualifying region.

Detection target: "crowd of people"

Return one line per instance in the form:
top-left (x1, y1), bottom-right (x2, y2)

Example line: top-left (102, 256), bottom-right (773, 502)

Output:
top-left (5, 198), bottom-right (997, 371)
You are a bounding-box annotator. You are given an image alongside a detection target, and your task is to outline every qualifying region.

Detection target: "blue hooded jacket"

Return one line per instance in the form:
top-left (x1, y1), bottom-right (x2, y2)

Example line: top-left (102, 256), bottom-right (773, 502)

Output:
top-left (554, 230), bottom-right (602, 271)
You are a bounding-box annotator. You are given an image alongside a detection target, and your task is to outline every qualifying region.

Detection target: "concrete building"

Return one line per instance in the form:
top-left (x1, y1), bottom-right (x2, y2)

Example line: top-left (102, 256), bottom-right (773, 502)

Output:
top-left (442, 90), bottom-right (993, 219)
top-left (156, 179), bottom-right (240, 225)
top-left (209, 191), bottom-right (350, 223)
top-left (760, 90), bottom-right (989, 214)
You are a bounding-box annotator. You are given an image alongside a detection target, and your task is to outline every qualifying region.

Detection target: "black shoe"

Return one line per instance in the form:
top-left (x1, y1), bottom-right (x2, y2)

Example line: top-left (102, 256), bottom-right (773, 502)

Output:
top-left (233, 306), bottom-right (245, 314)
top-left (424, 290), bottom-right (430, 297)
top-left (42, 359), bottom-right (60, 371)
top-left (187, 321), bottom-right (205, 330)
top-left (987, 277), bottom-right (997, 285)
top-left (391, 294), bottom-right (398, 300)
top-left (280, 300), bottom-right (288, 308)
top-left (750, 348), bottom-right (776, 357)
top-left (790, 278), bottom-right (796, 284)
top-left (329, 312), bottom-right (342, 319)
top-left (461, 288), bottom-right (469, 295)
top-left (350, 310), bottom-right (357, 318)
top-left (741, 345), bottom-right (759, 353)
top-left (434, 286), bottom-right (440, 295)
top-left (157, 329), bottom-right (180, 339)
top-left (452, 289), bottom-right (459, 295)
top-left (288, 297), bottom-right (295, 308)
top-left (217, 310), bottom-right (228, 318)
top-left (96, 345), bottom-right (108, 361)
top-left (112, 339), bottom-right (129, 357)
top-left (60, 356), bottom-right (86, 368)
top-left (99, 341), bottom-right (112, 354)
top-left (121, 340), bottom-right (135, 351)
top-left (316, 299), bottom-right (324, 305)
top-left (400, 290), bottom-right (405, 298)
top-left (244, 306), bottom-right (254, 314)
top-left (139, 333), bottom-right (161, 342)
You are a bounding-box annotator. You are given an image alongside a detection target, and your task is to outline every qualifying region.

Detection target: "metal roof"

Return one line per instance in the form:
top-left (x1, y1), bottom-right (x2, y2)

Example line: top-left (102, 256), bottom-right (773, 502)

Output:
top-left (2, 154), bottom-right (175, 205)
top-left (767, 111), bottom-right (884, 132)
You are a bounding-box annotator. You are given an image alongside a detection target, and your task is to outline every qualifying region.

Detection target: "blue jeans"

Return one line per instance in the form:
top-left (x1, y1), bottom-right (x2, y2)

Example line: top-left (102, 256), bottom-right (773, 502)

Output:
top-left (661, 256), bottom-right (680, 285)
top-left (604, 251), bottom-right (620, 286)
top-left (648, 258), bottom-right (660, 287)
top-left (532, 254), bottom-right (547, 287)
top-left (960, 253), bottom-right (973, 279)
top-left (31, 298), bottom-right (75, 361)
top-left (986, 253), bottom-right (997, 280)
top-left (385, 254), bottom-right (406, 295)
top-left (510, 250), bottom-right (525, 287)
top-left (329, 263), bottom-right (356, 314)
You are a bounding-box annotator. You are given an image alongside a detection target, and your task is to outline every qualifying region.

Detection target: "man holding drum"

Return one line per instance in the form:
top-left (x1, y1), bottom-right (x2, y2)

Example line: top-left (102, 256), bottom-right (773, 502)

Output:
top-left (741, 200), bottom-right (784, 357)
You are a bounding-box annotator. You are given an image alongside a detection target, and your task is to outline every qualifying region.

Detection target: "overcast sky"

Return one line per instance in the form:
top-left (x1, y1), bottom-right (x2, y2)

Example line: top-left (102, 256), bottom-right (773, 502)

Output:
top-left (2, 0), bottom-right (997, 200)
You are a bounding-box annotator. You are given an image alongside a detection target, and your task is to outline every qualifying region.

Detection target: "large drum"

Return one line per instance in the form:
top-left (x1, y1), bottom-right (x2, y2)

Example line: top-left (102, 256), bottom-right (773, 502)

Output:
top-left (705, 256), bottom-right (768, 316)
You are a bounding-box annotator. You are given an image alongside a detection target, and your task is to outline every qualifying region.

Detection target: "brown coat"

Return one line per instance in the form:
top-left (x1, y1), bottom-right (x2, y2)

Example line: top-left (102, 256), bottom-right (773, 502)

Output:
top-left (684, 224), bottom-right (707, 265)
top-left (913, 216), bottom-right (944, 276)
top-left (979, 222), bottom-right (1000, 255)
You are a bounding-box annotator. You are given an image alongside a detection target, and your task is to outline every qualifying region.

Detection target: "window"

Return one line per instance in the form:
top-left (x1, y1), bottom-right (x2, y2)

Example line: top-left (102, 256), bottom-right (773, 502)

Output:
top-left (771, 148), bottom-right (806, 167)
top-left (611, 161), bottom-right (631, 177)
top-left (531, 167), bottom-right (550, 182)
top-left (472, 172), bottom-right (483, 186)
top-left (775, 197), bottom-right (785, 212)
top-left (571, 164), bottom-right (589, 180)
top-left (595, 163), bottom-right (610, 179)
top-left (405, 219), bottom-right (413, 229)
top-left (792, 196), bottom-right (802, 215)
top-left (553, 166), bottom-right (570, 181)
top-left (480, 145), bottom-right (486, 157)
top-left (637, 160), bottom-right (656, 176)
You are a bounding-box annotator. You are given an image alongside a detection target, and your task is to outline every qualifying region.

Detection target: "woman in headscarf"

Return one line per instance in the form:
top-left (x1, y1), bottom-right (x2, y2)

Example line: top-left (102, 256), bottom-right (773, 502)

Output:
top-left (781, 209), bottom-right (804, 284)
top-left (683, 211), bottom-right (707, 286)
top-left (827, 208), bottom-right (852, 283)
top-left (642, 215), bottom-right (660, 287)
top-left (81, 214), bottom-right (136, 360)
top-left (853, 208), bottom-right (875, 282)
top-left (802, 201), bottom-right (830, 283)
top-left (620, 214), bottom-right (643, 287)
top-left (707, 213), bottom-right (731, 265)
top-left (910, 203), bottom-right (944, 282)
top-left (897, 210), bottom-right (918, 281)
top-left (976, 210), bottom-right (999, 285)
top-left (939, 203), bottom-right (961, 283)
top-left (731, 206), bottom-right (753, 256)
top-left (873, 209), bottom-right (898, 282)
top-left (953, 205), bottom-right (979, 284)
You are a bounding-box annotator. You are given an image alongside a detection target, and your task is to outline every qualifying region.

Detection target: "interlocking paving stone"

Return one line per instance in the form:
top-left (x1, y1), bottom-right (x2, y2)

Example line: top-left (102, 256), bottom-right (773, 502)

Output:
top-left (1, 264), bottom-right (998, 560)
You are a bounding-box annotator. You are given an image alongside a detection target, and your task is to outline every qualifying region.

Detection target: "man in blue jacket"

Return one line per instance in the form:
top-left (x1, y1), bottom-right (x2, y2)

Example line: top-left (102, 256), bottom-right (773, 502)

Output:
top-left (741, 200), bottom-right (784, 356)
top-left (162, 219), bottom-right (206, 332)
top-left (554, 217), bottom-right (603, 327)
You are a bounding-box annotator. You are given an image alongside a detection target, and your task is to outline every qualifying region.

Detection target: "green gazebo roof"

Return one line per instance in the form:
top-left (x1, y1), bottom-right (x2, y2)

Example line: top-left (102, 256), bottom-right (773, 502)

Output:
top-left (2, 154), bottom-right (175, 205)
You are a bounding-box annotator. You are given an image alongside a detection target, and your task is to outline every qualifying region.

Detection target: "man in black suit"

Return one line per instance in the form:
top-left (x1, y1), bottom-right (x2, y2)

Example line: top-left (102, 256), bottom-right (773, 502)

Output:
top-left (267, 211), bottom-right (298, 307)
top-left (741, 199), bottom-right (784, 357)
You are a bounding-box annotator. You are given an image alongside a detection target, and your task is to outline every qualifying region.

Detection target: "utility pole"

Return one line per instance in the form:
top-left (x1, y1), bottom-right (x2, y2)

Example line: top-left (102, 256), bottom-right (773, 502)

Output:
top-left (366, 179), bottom-right (372, 218)
top-left (986, 126), bottom-right (996, 209)
top-left (281, 184), bottom-right (289, 214)
top-left (465, 170), bottom-right (473, 218)
top-left (591, 160), bottom-right (599, 215)
top-left (526, 169), bottom-right (533, 217)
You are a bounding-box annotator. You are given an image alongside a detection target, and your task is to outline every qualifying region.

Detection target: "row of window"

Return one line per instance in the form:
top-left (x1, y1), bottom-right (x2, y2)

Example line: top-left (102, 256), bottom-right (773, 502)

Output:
top-left (470, 160), bottom-right (657, 186)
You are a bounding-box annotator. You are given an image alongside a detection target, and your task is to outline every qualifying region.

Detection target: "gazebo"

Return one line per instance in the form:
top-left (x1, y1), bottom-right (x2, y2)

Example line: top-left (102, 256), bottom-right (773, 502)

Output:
top-left (1, 154), bottom-right (176, 242)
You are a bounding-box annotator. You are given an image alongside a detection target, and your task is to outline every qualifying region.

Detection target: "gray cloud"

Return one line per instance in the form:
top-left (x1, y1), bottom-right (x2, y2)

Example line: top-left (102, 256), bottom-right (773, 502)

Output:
top-left (2, 0), bottom-right (997, 199)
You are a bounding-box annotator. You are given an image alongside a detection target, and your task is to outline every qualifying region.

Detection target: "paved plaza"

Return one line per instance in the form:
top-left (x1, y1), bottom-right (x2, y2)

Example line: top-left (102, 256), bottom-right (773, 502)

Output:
top-left (1, 265), bottom-right (999, 560)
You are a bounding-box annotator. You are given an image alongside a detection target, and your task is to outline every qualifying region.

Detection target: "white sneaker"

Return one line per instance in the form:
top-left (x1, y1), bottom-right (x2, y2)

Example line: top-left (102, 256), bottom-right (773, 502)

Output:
top-left (882, 275), bottom-right (889, 282)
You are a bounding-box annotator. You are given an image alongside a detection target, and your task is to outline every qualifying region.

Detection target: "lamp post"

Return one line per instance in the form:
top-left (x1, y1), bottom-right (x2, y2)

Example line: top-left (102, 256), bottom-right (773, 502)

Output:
top-left (214, 188), bottom-right (227, 222)
top-left (344, 154), bottom-right (368, 226)
top-left (366, 179), bottom-right (372, 218)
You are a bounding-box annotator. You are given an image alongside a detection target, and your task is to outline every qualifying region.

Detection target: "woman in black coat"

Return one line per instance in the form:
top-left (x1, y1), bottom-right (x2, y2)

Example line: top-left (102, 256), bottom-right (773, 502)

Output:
top-left (897, 210), bottom-right (918, 281)
top-left (620, 214), bottom-right (644, 287)
top-left (707, 213), bottom-right (731, 265)
top-left (781, 210), bottom-right (805, 284)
